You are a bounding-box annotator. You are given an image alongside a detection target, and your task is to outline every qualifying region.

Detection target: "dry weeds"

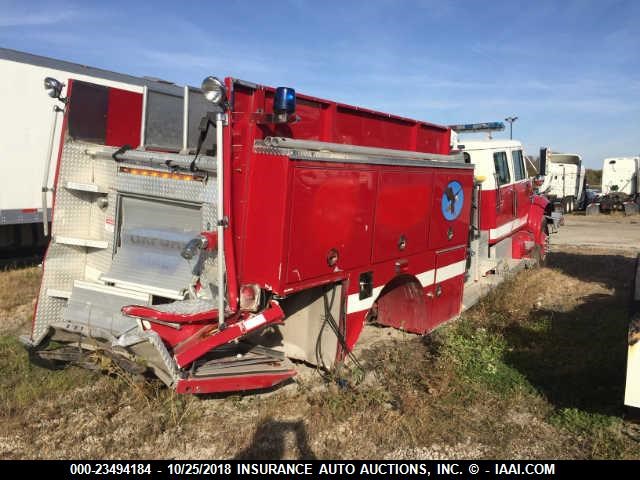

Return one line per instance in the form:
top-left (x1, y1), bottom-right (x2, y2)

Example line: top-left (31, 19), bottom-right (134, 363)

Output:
top-left (1, 245), bottom-right (639, 459)
top-left (0, 266), bottom-right (41, 335)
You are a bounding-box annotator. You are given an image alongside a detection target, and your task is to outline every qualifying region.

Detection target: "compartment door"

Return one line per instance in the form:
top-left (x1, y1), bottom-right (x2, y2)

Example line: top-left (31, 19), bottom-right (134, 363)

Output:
top-left (425, 246), bottom-right (466, 331)
top-left (101, 196), bottom-right (202, 299)
top-left (286, 167), bottom-right (376, 283)
top-left (372, 170), bottom-right (432, 263)
top-left (428, 169), bottom-right (473, 250)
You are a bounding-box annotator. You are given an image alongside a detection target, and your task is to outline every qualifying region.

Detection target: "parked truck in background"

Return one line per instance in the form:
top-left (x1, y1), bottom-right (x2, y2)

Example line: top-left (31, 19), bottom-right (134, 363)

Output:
top-left (536, 148), bottom-right (585, 214)
top-left (0, 48), bottom-right (189, 259)
top-left (589, 157), bottom-right (640, 215)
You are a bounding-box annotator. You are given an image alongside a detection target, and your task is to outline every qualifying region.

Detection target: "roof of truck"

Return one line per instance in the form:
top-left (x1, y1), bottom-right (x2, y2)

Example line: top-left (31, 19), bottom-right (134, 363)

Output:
top-left (457, 139), bottom-right (523, 151)
top-left (603, 156), bottom-right (639, 162)
top-left (550, 152), bottom-right (581, 159)
top-left (0, 47), bottom-right (185, 95)
top-left (549, 152), bottom-right (581, 166)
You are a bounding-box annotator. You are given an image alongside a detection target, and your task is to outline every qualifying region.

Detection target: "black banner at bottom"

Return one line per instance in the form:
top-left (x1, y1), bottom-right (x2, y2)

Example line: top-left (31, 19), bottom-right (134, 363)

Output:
top-left (0, 459), bottom-right (637, 478)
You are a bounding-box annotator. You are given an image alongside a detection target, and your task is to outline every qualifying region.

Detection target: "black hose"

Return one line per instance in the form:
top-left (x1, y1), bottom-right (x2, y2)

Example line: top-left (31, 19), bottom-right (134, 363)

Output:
top-left (315, 284), bottom-right (365, 385)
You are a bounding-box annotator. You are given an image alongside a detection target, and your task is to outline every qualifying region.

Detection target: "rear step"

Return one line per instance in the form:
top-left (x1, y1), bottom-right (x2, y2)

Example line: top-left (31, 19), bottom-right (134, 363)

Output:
top-left (172, 301), bottom-right (286, 368)
top-left (60, 280), bottom-right (151, 339)
top-left (176, 344), bottom-right (296, 394)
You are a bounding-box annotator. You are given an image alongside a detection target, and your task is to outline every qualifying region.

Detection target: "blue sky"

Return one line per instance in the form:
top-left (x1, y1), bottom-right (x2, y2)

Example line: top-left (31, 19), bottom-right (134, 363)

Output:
top-left (2, 0), bottom-right (638, 167)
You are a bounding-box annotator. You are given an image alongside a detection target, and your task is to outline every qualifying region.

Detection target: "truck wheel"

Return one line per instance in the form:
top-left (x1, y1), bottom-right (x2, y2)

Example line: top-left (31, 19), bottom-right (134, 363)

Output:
top-left (562, 198), bottom-right (569, 214)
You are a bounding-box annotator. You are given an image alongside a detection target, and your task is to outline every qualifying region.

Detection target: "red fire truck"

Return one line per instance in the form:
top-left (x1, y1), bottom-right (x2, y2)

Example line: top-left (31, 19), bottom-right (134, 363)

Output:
top-left (22, 76), bottom-right (550, 394)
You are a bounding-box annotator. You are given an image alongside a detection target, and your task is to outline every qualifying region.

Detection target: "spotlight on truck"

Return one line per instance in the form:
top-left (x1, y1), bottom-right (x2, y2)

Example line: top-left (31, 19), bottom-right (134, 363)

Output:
top-left (44, 77), bottom-right (64, 100)
top-left (201, 76), bottom-right (227, 105)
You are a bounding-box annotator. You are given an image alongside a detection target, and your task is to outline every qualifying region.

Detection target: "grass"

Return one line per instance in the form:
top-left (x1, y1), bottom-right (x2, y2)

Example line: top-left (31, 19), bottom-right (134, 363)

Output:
top-left (0, 335), bottom-right (203, 459)
top-left (0, 266), bottom-right (41, 311)
top-left (1, 247), bottom-right (639, 459)
top-left (439, 321), bottom-right (533, 395)
top-left (0, 335), bottom-right (97, 418)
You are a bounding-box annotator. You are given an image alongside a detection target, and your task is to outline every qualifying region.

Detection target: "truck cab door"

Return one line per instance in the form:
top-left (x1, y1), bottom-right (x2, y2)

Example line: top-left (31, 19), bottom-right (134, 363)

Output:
top-left (511, 149), bottom-right (530, 220)
top-left (493, 151), bottom-right (514, 235)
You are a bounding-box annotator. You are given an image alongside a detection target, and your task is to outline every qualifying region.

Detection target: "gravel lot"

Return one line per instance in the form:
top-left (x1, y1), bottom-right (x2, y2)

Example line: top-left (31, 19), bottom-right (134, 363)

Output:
top-left (551, 213), bottom-right (640, 250)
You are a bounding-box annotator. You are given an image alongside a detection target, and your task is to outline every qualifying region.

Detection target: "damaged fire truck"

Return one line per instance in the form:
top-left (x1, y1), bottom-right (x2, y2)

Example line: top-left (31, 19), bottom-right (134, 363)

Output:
top-left (22, 76), bottom-right (550, 394)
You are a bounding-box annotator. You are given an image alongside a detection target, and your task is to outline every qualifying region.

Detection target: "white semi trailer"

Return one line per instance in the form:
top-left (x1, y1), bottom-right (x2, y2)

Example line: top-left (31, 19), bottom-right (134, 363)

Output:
top-left (0, 48), bottom-right (188, 258)
top-left (536, 148), bottom-right (585, 213)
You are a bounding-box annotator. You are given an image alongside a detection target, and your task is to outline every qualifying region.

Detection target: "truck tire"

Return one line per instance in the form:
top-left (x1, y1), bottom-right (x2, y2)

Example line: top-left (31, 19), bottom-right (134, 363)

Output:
top-left (562, 198), bottom-right (569, 214)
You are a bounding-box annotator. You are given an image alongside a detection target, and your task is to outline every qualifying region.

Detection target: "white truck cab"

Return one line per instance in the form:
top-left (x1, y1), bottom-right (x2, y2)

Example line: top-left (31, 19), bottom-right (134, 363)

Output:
top-left (451, 131), bottom-right (548, 278)
top-left (602, 157), bottom-right (639, 196)
top-left (537, 149), bottom-right (585, 213)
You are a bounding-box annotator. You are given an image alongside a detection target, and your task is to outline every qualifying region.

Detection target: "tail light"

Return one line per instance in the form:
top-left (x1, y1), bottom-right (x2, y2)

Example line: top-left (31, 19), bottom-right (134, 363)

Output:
top-left (240, 284), bottom-right (261, 312)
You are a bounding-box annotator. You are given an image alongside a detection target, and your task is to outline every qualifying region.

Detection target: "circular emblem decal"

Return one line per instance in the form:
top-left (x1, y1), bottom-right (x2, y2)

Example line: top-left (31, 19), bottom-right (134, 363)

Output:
top-left (441, 181), bottom-right (464, 221)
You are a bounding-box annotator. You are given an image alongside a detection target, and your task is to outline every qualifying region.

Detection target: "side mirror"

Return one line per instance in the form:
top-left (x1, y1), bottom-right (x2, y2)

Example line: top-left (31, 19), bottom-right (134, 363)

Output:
top-left (44, 77), bottom-right (64, 100)
top-left (539, 147), bottom-right (548, 176)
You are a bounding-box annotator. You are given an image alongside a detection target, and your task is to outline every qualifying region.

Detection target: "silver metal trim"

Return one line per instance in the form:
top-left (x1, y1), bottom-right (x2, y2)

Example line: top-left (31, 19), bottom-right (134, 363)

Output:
top-left (41, 105), bottom-right (62, 236)
top-left (216, 113), bottom-right (226, 328)
top-left (142, 330), bottom-right (180, 384)
top-left (53, 235), bottom-right (109, 249)
top-left (263, 137), bottom-right (461, 163)
top-left (64, 181), bottom-right (107, 194)
top-left (182, 85), bottom-right (189, 153)
top-left (255, 140), bottom-right (472, 169)
top-left (87, 146), bottom-right (216, 173)
top-left (140, 86), bottom-right (148, 148)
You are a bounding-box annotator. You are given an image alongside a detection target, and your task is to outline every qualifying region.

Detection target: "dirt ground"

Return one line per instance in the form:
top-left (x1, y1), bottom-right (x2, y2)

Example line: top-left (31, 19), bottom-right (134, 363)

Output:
top-left (1, 215), bottom-right (639, 460)
top-left (551, 212), bottom-right (640, 249)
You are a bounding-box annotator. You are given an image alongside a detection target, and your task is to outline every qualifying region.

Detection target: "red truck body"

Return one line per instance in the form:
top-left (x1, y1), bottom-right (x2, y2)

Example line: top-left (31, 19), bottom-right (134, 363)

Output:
top-left (26, 76), bottom-right (545, 394)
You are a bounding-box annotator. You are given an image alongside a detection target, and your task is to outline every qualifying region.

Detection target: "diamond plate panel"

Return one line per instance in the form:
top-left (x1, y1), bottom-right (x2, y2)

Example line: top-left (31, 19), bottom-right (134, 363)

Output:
top-left (116, 169), bottom-right (217, 206)
top-left (33, 244), bottom-right (87, 340)
top-left (32, 296), bottom-right (65, 343)
top-left (33, 139), bottom-right (222, 343)
top-left (144, 298), bottom-right (216, 314)
top-left (85, 155), bottom-right (118, 275)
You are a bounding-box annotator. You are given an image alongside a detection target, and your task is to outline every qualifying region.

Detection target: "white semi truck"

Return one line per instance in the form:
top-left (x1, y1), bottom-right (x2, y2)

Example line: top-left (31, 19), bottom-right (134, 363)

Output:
top-left (536, 148), bottom-right (586, 213)
top-left (602, 157), bottom-right (639, 196)
top-left (0, 48), bottom-right (190, 258)
top-left (587, 157), bottom-right (639, 215)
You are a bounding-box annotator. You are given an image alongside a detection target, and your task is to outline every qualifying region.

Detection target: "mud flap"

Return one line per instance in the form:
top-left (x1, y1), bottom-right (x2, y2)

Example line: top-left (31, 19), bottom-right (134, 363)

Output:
top-left (586, 203), bottom-right (600, 216)
top-left (624, 202), bottom-right (639, 216)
